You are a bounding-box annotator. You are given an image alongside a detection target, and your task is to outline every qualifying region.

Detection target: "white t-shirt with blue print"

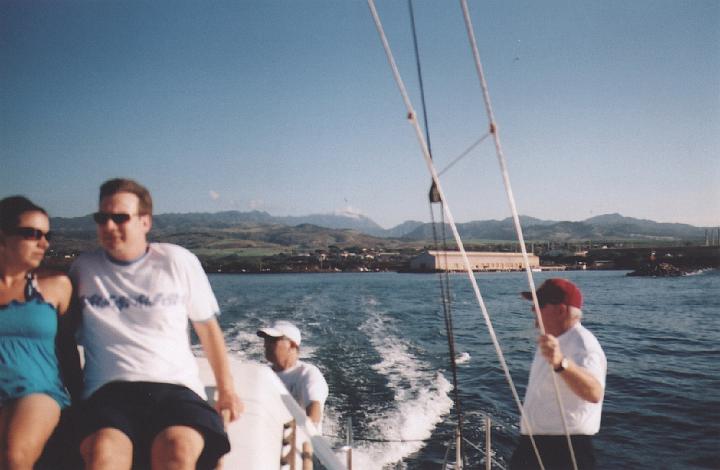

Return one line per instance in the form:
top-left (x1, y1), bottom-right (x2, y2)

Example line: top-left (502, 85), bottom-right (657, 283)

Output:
top-left (70, 243), bottom-right (219, 400)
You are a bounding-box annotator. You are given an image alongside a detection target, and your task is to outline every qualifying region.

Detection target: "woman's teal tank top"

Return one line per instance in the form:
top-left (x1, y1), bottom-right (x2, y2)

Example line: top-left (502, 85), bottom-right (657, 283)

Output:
top-left (0, 273), bottom-right (70, 408)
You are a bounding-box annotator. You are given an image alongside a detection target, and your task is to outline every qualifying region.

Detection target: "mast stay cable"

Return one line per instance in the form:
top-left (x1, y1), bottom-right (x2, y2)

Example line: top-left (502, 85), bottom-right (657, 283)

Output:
top-left (368, 1), bottom-right (580, 469)
top-left (367, 0), bottom-right (539, 467)
top-left (438, 131), bottom-right (491, 177)
top-left (407, 0), bottom-right (465, 465)
top-left (458, 1), bottom-right (579, 469)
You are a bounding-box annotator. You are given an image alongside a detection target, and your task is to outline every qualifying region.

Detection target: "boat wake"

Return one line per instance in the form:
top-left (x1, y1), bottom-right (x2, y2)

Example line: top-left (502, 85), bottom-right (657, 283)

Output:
top-left (213, 292), bottom-right (453, 468)
top-left (348, 305), bottom-right (453, 469)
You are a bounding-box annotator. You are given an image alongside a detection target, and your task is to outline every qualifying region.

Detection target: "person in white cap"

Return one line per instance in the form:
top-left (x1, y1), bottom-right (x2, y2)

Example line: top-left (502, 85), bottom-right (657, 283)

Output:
top-left (257, 320), bottom-right (329, 431)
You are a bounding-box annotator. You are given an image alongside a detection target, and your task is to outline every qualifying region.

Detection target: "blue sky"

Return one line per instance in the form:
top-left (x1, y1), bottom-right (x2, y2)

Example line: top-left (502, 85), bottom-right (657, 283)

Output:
top-left (2, 0), bottom-right (718, 228)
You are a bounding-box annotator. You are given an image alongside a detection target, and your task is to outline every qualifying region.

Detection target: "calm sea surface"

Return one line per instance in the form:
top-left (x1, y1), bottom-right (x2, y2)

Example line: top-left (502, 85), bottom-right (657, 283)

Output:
top-left (207, 270), bottom-right (720, 469)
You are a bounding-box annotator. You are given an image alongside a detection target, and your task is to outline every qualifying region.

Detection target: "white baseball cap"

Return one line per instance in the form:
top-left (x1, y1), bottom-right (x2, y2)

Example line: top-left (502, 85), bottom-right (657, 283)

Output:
top-left (257, 320), bottom-right (302, 347)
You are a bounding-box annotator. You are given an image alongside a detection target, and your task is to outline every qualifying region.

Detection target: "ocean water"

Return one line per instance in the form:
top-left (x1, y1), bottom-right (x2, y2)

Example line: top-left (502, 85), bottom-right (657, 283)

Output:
top-left (208, 269), bottom-right (720, 469)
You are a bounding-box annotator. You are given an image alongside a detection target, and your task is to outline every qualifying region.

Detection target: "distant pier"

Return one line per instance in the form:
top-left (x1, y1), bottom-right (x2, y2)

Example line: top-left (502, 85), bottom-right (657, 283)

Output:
top-left (584, 246), bottom-right (720, 270)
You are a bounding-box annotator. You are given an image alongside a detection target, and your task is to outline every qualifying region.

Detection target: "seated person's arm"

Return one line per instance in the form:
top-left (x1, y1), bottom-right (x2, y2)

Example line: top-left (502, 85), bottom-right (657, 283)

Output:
top-left (306, 400), bottom-right (323, 426)
top-left (193, 318), bottom-right (244, 421)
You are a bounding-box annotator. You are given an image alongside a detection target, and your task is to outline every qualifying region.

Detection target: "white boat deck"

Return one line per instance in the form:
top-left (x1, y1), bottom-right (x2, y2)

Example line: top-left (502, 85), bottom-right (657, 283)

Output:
top-left (197, 357), bottom-right (346, 470)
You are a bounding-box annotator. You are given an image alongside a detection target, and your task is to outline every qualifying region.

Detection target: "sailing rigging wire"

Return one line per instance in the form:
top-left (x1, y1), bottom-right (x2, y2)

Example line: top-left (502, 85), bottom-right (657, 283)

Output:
top-left (407, 1), bottom-right (466, 465)
top-left (367, 0), bottom-right (537, 467)
top-left (438, 131), bottom-right (491, 177)
top-left (457, 1), bottom-right (579, 469)
top-left (368, 1), bottom-right (579, 469)
top-left (408, 0), bottom-right (433, 160)
top-left (433, 206), bottom-right (466, 466)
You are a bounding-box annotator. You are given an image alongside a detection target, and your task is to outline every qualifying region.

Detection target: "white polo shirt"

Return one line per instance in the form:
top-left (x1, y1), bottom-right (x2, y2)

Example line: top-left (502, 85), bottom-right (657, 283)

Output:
top-left (520, 322), bottom-right (607, 435)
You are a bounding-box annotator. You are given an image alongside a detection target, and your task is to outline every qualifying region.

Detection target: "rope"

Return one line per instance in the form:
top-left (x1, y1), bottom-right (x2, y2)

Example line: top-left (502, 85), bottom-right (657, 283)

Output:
top-left (408, 0), bottom-right (433, 159)
top-left (438, 131), bottom-right (491, 177)
top-left (436, 206), bottom-right (466, 447)
top-left (369, 2), bottom-right (581, 469)
top-left (326, 436), bottom-right (426, 443)
top-left (441, 438), bottom-right (453, 470)
top-left (457, 2), bottom-right (578, 469)
top-left (367, 1), bottom-right (536, 468)
top-left (407, 0), bottom-right (466, 457)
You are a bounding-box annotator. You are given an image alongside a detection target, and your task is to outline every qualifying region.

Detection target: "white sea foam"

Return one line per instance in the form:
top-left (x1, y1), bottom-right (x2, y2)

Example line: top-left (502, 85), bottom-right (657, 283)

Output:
top-left (346, 304), bottom-right (454, 469)
top-left (350, 371), bottom-right (452, 469)
top-left (455, 351), bottom-right (471, 364)
top-left (686, 268), bottom-right (714, 276)
top-left (226, 327), bottom-right (264, 360)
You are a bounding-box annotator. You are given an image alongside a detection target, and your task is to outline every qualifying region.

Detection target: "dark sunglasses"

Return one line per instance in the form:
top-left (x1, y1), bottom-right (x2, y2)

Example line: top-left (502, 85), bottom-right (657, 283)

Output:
top-left (5, 227), bottom-right (53, 241)
top-left (92, 212), bottom-right (137, 225)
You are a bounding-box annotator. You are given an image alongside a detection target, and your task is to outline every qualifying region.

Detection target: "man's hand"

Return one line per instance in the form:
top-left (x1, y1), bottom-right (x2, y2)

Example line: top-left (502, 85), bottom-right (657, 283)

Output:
top-left (215, 389), bottom-right (244, 423)
top-left (193, 318), bottom-right (245, 423)
top-left (538, 334), bottom-right (604, 403)
top-left (538, 334), bottom-right (563, 369)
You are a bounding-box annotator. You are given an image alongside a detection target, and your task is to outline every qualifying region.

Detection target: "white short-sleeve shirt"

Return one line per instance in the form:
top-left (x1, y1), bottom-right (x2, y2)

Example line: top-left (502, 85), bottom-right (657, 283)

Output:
top-left (70, 243), bottom-right (220, 399)
top-left (276, 360), bottom-right (329, 430)
top-left (520, 322), bottom-right (607, 435)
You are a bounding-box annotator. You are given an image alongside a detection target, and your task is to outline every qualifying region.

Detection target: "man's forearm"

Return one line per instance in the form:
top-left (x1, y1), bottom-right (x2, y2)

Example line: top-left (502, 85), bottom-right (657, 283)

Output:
top-left (539, 333), bottom-right (604, 403)
top-left (306, 401), bottom-right (322, 427)
top-left (193, 318), bottom-right (235, 393)
top-left (558, 359), bottom-right (604, 403)
top-left (193, 318), bottom-right (244, 421)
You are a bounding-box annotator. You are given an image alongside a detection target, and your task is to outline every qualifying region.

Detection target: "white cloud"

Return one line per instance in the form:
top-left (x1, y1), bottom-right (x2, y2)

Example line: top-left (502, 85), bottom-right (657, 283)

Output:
top-left (209, 190), bottom-right (220, 200)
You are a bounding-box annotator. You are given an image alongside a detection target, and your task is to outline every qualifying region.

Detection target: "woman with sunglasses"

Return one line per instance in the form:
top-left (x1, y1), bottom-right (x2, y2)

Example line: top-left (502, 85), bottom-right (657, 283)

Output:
top-left (0, 196), bottom-right (79, 468)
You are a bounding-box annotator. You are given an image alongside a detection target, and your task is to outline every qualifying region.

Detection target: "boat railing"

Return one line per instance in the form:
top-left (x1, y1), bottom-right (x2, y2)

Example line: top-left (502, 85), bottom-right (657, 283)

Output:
top-left (330, 413), bottom-right (507, 470)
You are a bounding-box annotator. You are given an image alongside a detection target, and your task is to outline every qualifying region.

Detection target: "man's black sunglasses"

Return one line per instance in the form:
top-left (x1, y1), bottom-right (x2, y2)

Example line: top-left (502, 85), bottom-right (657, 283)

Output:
top-left (5, 227), bottom-right (52, 241)
top-left (92, 212), bottom-right (137, 225)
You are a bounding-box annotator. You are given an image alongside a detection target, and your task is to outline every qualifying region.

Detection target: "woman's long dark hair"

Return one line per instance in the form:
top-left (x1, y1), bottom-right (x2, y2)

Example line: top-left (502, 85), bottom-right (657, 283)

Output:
top-left (0, 196), bottom-right (48, 233)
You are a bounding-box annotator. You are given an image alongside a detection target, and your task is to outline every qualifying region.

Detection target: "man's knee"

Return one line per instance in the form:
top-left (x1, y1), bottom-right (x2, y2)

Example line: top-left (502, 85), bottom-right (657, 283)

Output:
top-left (151, 426), bottom-right (204, 467)
top-left (80, 428), bottom-right (133, 467)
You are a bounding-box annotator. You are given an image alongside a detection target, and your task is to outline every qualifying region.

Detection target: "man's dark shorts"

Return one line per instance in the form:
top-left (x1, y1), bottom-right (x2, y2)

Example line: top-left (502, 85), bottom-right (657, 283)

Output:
top-left (77, 381), bottom-right (230, 470)
top-left (510, 435), bottom-right (596, 470)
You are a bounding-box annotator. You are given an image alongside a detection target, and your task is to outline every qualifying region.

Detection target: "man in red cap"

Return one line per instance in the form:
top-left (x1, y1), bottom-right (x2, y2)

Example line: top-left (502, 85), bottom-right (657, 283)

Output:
top-left (510, 278), bottom-right (607, 470)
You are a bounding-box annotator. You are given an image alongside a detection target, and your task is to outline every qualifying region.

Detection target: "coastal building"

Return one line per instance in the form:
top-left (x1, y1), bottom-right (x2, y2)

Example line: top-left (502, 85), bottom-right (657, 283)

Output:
top-left (409, 250), bottom-right (540, 272)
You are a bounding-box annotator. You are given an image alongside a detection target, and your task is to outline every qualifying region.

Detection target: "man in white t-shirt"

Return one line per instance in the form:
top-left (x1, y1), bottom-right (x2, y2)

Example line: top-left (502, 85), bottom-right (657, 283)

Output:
top-left (511, 278), bottom-right (607, 470)
top-left (69, 178), bottom-right (242, 470)
top-left (257, 321), bottom-right (328, 432)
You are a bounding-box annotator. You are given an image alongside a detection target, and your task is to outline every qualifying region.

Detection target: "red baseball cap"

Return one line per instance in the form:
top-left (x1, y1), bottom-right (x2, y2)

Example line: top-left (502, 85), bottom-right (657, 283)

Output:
top-left (521, 278), bottom-right (583, 309)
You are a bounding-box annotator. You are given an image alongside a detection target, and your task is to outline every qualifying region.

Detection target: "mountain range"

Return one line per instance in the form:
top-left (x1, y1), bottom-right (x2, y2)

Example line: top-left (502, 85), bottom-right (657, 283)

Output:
top-left (50, 211), bottom-right (714, 244)
top-left (399, 214), bottom-right (712, 242)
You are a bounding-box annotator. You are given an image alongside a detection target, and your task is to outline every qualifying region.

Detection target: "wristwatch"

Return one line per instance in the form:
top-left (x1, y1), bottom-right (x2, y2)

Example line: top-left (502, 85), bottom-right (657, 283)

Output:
top-left (554, 357), bottom-right (569, 373)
